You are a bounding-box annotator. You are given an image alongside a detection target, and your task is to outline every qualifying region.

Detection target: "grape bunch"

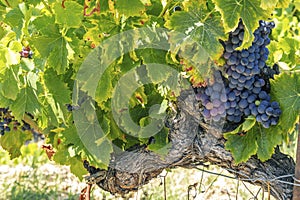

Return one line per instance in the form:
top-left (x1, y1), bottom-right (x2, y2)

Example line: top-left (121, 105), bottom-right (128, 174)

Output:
top-left (197, 20), bottom-right (281, 128)
top-left (196, 70), bottom-right (227, 124)
top-left (0, 108), bottom-right (11, 135)
top-left (0, 108), bottom-right (35, 136)
top-left (0, 108), bottom-right (22, 135)
top-left (20, 46), bottom-right (33, 59)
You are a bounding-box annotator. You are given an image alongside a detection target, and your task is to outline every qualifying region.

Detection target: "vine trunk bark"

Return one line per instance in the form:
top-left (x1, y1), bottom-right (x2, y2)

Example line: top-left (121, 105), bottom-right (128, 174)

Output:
top-left (85, 90), bottom-right (295, 200)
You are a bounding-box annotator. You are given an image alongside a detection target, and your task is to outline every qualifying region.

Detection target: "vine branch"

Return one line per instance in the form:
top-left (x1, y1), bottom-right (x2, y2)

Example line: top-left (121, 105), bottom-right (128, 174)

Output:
top-left (84, 90), bottom-right (295, 200)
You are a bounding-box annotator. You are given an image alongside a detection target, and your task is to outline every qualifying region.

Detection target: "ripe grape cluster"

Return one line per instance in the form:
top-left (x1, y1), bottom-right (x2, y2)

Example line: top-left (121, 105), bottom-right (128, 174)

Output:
top-left (197, 20), bottom-right (281, 128)
top-left (0, 108), bottom-right (12, 135)
top-left (196, 70), bottom-right (227, 124)
top-left (0, 108), bottom-right (37, 137)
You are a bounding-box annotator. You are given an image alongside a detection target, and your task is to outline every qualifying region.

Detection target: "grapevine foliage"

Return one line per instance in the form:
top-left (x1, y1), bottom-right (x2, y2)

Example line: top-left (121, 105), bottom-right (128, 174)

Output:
top-left (0, 0), bottom-right (299, 179)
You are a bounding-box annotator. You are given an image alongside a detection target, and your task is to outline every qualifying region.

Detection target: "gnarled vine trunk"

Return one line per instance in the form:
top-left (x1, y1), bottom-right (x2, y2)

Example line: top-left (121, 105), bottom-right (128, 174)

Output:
top-left (86, 90), bottom-right (295, 200)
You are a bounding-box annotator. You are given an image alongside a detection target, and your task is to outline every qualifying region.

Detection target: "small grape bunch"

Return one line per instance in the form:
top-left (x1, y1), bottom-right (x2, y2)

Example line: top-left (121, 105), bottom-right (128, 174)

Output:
top-left (20, 46), bottom-right (33, 59)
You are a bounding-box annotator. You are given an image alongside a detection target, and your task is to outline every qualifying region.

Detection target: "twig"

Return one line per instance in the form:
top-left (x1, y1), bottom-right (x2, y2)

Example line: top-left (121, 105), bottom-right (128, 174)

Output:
top-left (240, 180), bottom-right (257, 199)
top-left (22, 113), bottom-right (43, 134)
top-left (204, 169), bottom-right (223, 195)
top-left (4, 0), bottom-right (10, 7)
top-left (268, 182), bottom-right (271, 200)
top-left (235, 178), bottom-right (239, 200)
top-left (198, 166), bottom-right (205, 193)
top-left (195, 167), bottom-right (236, 180)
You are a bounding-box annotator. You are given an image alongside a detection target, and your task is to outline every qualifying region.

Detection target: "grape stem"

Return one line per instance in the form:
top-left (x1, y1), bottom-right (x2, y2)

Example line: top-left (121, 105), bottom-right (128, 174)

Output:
top-left (158, 0), bottom-right (177, 18)
top-left (4, 0), bottom-right (10, 7)
top-left (22, 113), bottom-right (43, 134)
top-left (201, 8), bottom-right (216, 23)
top-left (42, 0), bottom-right (53, 14)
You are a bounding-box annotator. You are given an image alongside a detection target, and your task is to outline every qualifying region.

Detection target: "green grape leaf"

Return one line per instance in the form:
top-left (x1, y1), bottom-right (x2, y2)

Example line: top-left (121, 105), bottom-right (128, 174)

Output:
top-left (146, 0), bottom-right (163, 16)
top-left (147, 127), bottom-right (170, 156)
top-left (53, 1), bottom-right (83, 28)
top-left (44, 69), bottom-right (71, 105)
top-left (242, 116), bottom-right (256, 132)
top-left (277, 37), bottom-right (300, 67)
top-left (47, 38), bottom-right (69, 74)
top-left (0, 31), bottom-right (16, 48)
top-left (0, 129), bottom-right (31, 158)
top-left (277, 0), bottom-right (291, 8)
top-left (30, 25), bottom-right (69, 74)
top-left (260, 0), bottom-right (290, 9)
top-left (165, 2), bottom-right (226, 60)
top-left (32, 38), bottom-right (68, 73)
top-left (0, 46), bottom-right (20, 71)
top-left (136, 48), bottom-right (167, 64)
top-left (224, 116), bottom-right (256, 136)
top-left (95, 67), bottom-right (114, 111)
top-left (0, 26), bottom-right (7, 42)
top-left (69, 156), bottom-right (87, 181)
top-left (267, 41), bottom-right (283, 66)
top-left (72, 100), bottom-right (113, 169)
top-left (9, 41), bottom-right (22, 52)
top-left (1, 67), bottom-right (19, 100)
top-left (27, 0), bottom-right (40, 6)
top-left (295, 0), bottom-right (300, 10)
top-left (0, 83), bottom-right (12, 109)
top-left (224, 129), bottom-right (258, 164)
top-left (52, 143), bottom-right (87, 180)
top-left (107, 113), bottom-right (125, 141)
top-left (4, 6), bottom-right (24, 39)
top-left (271, 72), bottom-right (300, 134)
top-left (83, 13), bottom-right (118, 46)
top-left (260, 0), bottom-right (278, 9)
top-left (38, 95), bottom-right (60, 128)
top-left (62, 125), bottom-right (85, 151)
top-left (212, 0), bottom-right (273, 49)
top-left (225, 119), bottom-right (283, 163)
top-left (99, 0), bottom-right (110, 12)
top-left (115, 0), bottom-right (145, 16)
top-left (42, 69), bottom-right (71, 123)
top-left (256, 125), bottom-right (282, 161)
top-left (10, 86), bottom-right (40, 122)
top-left (32, 15), bottom-right (59, 37)
top-left (53, 145), bottom-right (70, 165)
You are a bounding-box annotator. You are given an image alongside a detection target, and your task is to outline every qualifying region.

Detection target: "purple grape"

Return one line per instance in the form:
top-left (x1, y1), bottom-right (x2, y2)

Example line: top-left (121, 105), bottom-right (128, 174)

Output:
top-left (239, 99), bottom-right (248, 109)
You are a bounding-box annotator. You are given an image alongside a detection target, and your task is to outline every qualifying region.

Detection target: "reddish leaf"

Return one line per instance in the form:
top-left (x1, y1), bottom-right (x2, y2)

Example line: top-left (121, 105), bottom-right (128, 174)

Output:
top-left (41, 144), bottom-right (55, 160)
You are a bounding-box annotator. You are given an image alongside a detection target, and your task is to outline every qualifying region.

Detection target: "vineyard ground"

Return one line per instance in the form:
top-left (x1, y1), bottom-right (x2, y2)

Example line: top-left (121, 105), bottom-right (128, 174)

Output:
top-left (0, 144), bottom-right (286, 200)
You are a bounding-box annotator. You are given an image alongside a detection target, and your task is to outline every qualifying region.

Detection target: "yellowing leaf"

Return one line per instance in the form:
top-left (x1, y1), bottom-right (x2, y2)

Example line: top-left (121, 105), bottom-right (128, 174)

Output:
top-left (212, 0), bottom-right (273, 49)
top-left (0, 130), bottom-right (31, 158)
top-left (115, 0), bottom-right (145, 16)
top-left (165, 2), bottom-right (226, 60)
top-left (260, 0), bottom-right (278, 9)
